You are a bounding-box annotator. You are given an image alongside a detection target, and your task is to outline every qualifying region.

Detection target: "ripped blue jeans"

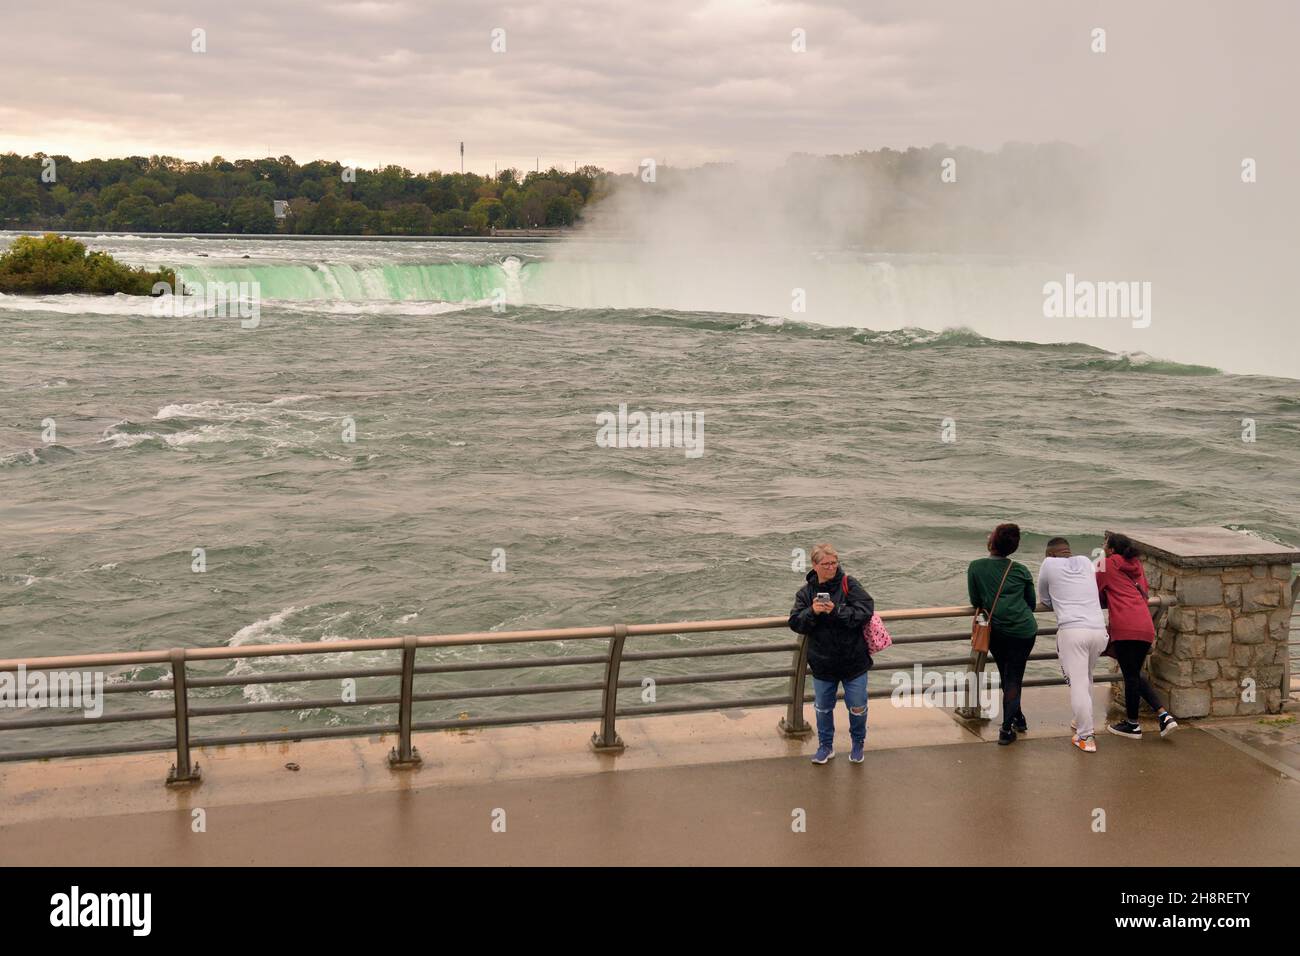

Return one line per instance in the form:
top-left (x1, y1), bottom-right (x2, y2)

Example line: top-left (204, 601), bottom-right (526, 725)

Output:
top-left (812, 674), bottom-right (868, 749)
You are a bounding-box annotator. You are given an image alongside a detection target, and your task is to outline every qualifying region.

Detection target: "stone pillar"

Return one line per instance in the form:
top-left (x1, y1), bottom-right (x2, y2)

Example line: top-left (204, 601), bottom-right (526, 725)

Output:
top-left (1115, 527), bottom-right (1298, 718)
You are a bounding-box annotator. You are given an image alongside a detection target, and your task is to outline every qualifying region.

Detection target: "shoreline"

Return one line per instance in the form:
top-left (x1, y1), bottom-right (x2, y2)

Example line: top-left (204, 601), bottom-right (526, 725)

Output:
top-left (0, 229), bottom-right (575, 243)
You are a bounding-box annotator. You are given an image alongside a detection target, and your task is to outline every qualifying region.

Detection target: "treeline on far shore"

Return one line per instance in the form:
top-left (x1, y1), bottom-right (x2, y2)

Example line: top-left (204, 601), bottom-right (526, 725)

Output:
top-left (0, 154), bottom-right (607, 236)
top-left (0, 144), bottom-right (1097, 249)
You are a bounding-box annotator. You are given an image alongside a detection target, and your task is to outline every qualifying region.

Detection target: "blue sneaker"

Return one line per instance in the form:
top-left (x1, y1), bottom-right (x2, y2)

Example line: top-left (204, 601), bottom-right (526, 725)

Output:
top-left (850, 741), bottom-right (864, 763)
top-left (811, 745), bottom-right (834, 765)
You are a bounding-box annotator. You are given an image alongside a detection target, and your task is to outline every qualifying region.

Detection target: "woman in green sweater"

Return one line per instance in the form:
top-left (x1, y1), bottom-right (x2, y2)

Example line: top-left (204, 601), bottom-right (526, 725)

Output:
top-left (967, 523), bottom-right (1038, 745)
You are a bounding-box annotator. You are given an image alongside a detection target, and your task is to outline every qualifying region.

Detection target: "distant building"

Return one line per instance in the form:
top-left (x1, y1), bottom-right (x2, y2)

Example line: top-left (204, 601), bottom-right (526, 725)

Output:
top-left (273, 201), bottom-right (289, 219)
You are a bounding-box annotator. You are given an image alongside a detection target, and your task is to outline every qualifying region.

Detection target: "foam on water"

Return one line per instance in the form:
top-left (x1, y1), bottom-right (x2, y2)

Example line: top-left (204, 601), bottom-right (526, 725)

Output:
top-left (1, 445), bottom-right (77, 467)
top-left (229, 606), bottom-right (305, 647)
top-left (154, 395), bottom-right (322, 421)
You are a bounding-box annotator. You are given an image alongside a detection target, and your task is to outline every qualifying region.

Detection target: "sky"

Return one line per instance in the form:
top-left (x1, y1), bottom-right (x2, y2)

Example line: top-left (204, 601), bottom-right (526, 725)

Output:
top-left (0, 1), bottom-right (1289, 174)
top-left (2, 0), bottom-right (1297, 376)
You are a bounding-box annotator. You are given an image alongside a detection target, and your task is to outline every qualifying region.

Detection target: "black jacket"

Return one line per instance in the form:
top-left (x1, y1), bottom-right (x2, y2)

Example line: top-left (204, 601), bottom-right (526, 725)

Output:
top-left (788, 568), bottom-right (875, 682)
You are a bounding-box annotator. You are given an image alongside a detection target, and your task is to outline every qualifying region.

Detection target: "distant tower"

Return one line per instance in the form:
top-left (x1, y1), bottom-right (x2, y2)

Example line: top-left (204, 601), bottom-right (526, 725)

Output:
top-left (460, 141), bottom-right (464, 173)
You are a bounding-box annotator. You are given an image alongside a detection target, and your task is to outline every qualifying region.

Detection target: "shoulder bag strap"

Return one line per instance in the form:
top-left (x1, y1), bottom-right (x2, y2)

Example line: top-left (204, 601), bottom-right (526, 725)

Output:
top-left (987, 560), bottom-right (1013, 615)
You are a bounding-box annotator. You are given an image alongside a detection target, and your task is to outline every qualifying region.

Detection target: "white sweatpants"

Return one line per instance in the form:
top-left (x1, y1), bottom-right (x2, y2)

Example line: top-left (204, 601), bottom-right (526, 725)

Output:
top-left (1056, 627), bottom-right (1109, 739)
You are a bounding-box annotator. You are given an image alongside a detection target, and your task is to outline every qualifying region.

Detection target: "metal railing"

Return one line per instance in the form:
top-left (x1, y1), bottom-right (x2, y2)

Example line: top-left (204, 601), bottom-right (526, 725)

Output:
top-left (0, 597), bottom-right (1174, 784)
top-left (1287, 576), bottom-right (1300, 695)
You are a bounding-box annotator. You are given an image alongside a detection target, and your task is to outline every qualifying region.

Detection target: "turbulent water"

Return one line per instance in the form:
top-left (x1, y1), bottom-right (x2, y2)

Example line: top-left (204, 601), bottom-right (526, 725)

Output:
top-left (1, 235), bottom-right (1297, 753)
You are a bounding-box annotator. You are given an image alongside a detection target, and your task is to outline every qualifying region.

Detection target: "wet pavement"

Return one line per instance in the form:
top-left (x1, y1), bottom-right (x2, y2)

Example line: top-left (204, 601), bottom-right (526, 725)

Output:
top-left (3, 694), bottom-right (1297, 866)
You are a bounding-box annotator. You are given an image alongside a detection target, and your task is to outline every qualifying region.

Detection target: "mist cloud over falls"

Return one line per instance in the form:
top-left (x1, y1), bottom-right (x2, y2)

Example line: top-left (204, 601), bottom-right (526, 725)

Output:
top-left (554, 123), bottom-right (1297, 379)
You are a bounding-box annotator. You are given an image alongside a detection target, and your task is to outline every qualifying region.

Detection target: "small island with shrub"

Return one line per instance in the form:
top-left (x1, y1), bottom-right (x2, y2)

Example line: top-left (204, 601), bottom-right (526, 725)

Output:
top-left (0, 233), bottom-right (176, 295)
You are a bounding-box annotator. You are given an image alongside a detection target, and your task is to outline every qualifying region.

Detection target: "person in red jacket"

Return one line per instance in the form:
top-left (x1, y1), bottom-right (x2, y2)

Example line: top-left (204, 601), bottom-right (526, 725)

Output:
top-left (1097, 532), bottom-right (1178, 739)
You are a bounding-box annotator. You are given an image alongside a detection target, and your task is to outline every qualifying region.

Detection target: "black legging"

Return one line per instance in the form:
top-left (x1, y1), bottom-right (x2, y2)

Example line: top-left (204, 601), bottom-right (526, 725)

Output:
top-left (1113, 640), bottom-right (1164, 721)
top-left (988, 632), bottom-right (1035, 731)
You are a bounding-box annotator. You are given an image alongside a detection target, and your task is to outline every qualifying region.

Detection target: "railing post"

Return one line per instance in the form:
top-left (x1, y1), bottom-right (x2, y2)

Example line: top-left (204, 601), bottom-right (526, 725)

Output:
top-left (778, 632), bottom-right (814, 737)
top-left (591, 624), bottom-right (628, 753)
top-left (388, 635), bottom-right (422, 769)
top-left (1287, 576), bottom-right (1299, 702)
top-left (166, 649), bottom-right (201, 787)
top-left (955, 649), bottom-right (988, 721)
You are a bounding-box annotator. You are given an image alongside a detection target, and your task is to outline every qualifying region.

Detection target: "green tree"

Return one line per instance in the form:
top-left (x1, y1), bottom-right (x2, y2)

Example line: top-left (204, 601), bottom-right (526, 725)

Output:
top-left (96, 181), bottom-right (132, 215)
top-left (470, 197), bottom-right (505, 227)
top-left (49, 184), bottom-right (74, 214)
top-left (160, 193), bottom-right (222, 232)
top-left (544, 194), bottom-right (575, 226)
top-left (389, 202), bottom-right (433, 235)
top-left (334, 200), bottom-right (373, 234)
top-left (107, 195), bottom-right (158, 231)
top-left (130, 177), bottom-right (173, 203)
top-left (0, 177), bottom-right (41, 223)
top-left (0, 234), bottom-right (175, 294)
top-left (64, 197), bottom-right (100, 229)
top-left (433, 208), bottom-right (469, 234)
top-left (228, 196), bottom-right (276, 233)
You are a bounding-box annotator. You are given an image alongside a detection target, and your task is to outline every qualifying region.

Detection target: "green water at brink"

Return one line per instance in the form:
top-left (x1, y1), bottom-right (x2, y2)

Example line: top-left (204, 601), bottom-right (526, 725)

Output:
top-left (179, 262), bottom-right (514, 302)
top-left (2, 239), bottom-right (1297, 753)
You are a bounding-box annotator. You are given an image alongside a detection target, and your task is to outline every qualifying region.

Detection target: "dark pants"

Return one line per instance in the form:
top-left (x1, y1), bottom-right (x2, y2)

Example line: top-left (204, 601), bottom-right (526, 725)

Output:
top-left (1113, 640), bottom-right (1164, 720)
top-left (989, 632), bottom-right (1035, 731)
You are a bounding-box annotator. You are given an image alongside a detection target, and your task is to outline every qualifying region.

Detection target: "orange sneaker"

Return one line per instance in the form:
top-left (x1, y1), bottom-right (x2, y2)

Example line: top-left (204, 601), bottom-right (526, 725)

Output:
top-left (1072, 734), bottom-right (1097, 753)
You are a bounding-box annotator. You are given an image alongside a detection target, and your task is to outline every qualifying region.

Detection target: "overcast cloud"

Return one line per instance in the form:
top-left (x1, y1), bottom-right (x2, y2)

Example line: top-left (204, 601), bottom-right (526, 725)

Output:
top-left (1, 1), bottom-right (1291, 175)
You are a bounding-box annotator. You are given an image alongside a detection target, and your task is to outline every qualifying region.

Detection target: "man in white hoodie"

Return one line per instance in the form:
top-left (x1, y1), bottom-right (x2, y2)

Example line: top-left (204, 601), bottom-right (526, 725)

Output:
top-left (1037, 537), bottom-right (1108, 753)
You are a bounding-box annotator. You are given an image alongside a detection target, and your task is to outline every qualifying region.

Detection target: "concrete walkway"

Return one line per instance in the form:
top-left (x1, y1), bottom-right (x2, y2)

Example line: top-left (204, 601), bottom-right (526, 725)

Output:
top-left (3, 727), bottom-right (1297, 866)
top-left (3, 686), bottom-right (1297, 866)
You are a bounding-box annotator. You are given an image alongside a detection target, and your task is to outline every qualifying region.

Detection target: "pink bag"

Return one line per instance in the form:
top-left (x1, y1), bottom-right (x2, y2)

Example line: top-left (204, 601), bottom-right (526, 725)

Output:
top-left (865, 613), bottom-right (893, 654)
top-left (840, 576), bottom-right (892, 654)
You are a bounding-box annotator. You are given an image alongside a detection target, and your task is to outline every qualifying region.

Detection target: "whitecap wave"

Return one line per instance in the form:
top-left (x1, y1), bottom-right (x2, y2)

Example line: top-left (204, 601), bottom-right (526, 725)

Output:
top-left (0, 445), bottom-right (75, 466)
top-left (229, 605), bottom-right (304, 647)
top-left (154, 395), bottom-right (324, 421)
top-left (0, 448), bottom-right (41, 466)
top-left (272, 298), bottom-right (486, 316)
top-left (1107, 350), bottom-right (1154, 366)
top-left (100, 396), bottom-right (354, 454)
top-left (1223, 525), bottom-right (1296, 548)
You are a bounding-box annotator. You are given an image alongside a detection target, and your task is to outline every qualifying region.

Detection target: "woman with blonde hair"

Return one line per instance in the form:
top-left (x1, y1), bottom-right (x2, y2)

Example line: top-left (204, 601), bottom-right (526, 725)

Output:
top-left (788, 543), bottom-right (875, 765)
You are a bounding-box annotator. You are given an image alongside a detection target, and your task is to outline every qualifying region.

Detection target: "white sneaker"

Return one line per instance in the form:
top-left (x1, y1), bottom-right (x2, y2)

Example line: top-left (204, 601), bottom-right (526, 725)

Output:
top-left (1072, 734), bottom-right (1097, 753)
